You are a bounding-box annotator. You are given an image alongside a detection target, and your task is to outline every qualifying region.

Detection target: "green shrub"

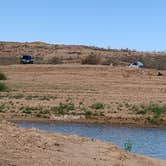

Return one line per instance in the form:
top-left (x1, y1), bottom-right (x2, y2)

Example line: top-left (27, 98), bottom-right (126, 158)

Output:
top-left (51, 101), bottom-right (75, 115)
top-left (135, 103), bottom-right (166, 116)
top-left (90, 102), bottom-right (105, 110)
top-left (84, 110), bottom-right (93, 118)
top-left (0, 82), bottom-right (8, 91)
top-left (145, 103), bottom-right (166, 116)
top-left (21, 106), bottom-right (41, 114)
top-left (0, 72), bottom-right (7, 80)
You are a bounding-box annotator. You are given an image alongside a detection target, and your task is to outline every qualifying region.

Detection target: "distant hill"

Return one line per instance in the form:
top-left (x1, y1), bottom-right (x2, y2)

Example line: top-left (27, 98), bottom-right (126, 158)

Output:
top-left (0, 41), bottom-right (166, 69)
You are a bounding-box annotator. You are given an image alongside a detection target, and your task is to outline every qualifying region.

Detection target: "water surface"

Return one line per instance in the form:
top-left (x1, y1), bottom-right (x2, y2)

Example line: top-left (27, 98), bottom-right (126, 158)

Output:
top-left (18, 122), bottom-right (166, 160)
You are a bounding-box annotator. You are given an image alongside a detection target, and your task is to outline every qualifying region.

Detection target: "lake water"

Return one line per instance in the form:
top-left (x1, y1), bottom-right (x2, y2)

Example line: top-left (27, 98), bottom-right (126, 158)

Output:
top-left (17, 122), bottom-right (166, 160)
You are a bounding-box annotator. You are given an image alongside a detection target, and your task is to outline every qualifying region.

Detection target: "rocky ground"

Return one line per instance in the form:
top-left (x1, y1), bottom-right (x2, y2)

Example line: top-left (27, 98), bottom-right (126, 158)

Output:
top-left (0, 120), bottom-right (166, 166)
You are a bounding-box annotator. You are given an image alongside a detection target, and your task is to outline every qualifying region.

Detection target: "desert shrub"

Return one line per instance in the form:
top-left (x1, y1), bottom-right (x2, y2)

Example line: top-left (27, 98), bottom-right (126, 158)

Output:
top-left (51, 101), bottom-right (75, 115)
top-left (48, 57), bottom-right (63, 64)
top-left (21, 106), bottom-right (41, 114)
top-left (131, 103), bottom-right (166, 116)
top-left (0, 72), bottom-right (7, 80)
top-left (36, 113), bottom-right (49, 118)
top-left (81, 53), bottom-right (102, 65)
top-left (84, 110), bottom-right (93, 118)
top-left (143, 103), bottom-right (166, 116)
top-left (22, 109), bottom-right (32, 114)
top-left (0, 82), bottom-right (8, 91)
top-left (90, 102), bottom-right (105, 110)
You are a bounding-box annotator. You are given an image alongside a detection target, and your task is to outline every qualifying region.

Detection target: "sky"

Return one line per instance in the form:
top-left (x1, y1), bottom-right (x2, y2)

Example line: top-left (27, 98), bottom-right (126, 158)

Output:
top-left (0, 0), bottom-right (166, 51)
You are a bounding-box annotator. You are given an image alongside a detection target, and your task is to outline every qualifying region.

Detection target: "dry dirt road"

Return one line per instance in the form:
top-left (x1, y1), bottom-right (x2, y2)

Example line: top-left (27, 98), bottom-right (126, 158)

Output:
top-left (0, 120), bottom-right (166, 166)
top-left (0, 64), bottom-right (166, 127)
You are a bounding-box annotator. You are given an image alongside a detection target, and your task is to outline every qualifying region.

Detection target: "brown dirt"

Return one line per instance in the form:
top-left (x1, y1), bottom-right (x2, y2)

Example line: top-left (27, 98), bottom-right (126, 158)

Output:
top-left (0, 64), bottom-right (166, 127)
top-left (0, 120), bottom-right (165, 166)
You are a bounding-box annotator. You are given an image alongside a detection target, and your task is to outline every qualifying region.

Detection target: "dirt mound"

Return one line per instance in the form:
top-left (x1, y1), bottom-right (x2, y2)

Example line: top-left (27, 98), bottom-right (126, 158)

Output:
top-left (0, 120), bottom-right (165, 166)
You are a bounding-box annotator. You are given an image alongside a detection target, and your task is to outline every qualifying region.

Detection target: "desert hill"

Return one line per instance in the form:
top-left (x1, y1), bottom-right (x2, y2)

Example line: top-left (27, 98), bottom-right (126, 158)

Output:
top-left (0, 41), bottom-right (166, 69)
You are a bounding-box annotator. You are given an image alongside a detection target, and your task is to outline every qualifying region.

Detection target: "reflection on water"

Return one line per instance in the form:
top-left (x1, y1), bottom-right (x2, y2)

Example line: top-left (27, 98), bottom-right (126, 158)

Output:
top-left (18, 122), bottom-right (166, 160)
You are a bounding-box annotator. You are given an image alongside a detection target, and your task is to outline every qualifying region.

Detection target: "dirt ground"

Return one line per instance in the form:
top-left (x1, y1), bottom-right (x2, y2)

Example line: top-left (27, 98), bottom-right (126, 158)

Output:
top-left (0, 120), bottom-right (165, 166)
top-left (0, 64), bottom-right (166, 127)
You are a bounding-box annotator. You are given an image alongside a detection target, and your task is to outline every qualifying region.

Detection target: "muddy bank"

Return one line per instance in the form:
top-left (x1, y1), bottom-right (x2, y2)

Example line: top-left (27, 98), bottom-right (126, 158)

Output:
top-left (0, 120), bottom-right (166, 166)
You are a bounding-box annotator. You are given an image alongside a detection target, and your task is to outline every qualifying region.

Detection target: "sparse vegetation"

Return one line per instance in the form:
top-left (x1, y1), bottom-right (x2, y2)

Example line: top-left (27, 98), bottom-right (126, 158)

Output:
top-left (51, 100), bottom-right (75, 115)
top-left (9, 94), bottom-right (24, 99)
top-left (48, 57), bottom-right (63, 64)
top-left (25, 95), bottom-right (38, 100)
top-left (36, 113), bottom-right (49, 118)
top-left (90, 102), bottom-right (105, 110)
top-left (84, 110), bottom-right (93, 118)
top-left (81, 53), bottom-right (102, 65)
top-left (22, 109), bottom-right (32, 114)
top-left (21, 106), bottom-right (42, 115)
top-left (0, 63), bottom-right (165, 127)
top-left (131, 103), bottom-right (166, 116)
top-left (25, 95), bottom-right (56, 100)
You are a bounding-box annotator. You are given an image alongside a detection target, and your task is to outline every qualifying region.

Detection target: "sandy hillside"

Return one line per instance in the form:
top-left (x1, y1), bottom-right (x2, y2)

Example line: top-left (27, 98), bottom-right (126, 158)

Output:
top-left (0, 64), bottom-right (166, 127)
top-left (0, 120), bottom-right (165, 166)
top-left (1, 41), bottom-right (166, 70)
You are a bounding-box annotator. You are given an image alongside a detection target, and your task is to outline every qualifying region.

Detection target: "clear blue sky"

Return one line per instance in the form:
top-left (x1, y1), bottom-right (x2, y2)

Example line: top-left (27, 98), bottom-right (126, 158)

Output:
top-left (0, 0), bottom-right (166, 51)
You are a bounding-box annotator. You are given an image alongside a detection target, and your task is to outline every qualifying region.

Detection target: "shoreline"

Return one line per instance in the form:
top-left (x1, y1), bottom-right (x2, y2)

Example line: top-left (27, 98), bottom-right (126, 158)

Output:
top-left (6, 117), bottom-right (166, 129)
top-left (0, 121), bottom-right (166, 166)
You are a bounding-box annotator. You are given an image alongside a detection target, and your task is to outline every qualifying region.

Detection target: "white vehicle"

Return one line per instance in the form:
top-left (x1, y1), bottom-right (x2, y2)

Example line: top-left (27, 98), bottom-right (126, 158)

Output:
top-left (129, 61), bottom-right (144, 69)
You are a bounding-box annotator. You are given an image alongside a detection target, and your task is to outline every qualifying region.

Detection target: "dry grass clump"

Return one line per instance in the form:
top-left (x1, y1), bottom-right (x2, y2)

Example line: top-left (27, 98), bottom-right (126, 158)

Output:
top-left (81, 53), bottom-right (102, 65)
top-left (48, 57), bottom-right (63, 64)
